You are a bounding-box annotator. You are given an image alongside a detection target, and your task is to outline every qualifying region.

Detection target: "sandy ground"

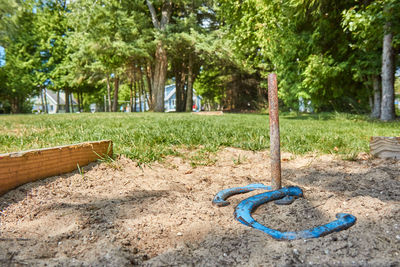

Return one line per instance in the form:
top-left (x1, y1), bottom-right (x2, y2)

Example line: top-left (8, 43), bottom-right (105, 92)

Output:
top-left (0, 148), bottom-right (399, 266)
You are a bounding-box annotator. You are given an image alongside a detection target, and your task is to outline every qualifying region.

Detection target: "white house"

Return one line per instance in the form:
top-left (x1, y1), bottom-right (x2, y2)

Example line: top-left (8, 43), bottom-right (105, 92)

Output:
top-left (31, 89), bottom-right (78, 113)
top-left (119, 84), bottom-right (202, 112)
top-left (164, 84), bottom-right (202, 112)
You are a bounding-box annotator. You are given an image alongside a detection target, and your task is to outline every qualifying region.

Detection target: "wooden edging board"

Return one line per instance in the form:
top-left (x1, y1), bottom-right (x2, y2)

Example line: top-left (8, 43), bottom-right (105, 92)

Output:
top-left (0, 140), bottom-right (113, 196)
top-left (370, 136), bottom-right (400, 160)
top-left (192, 111), bottom-right (223, 116)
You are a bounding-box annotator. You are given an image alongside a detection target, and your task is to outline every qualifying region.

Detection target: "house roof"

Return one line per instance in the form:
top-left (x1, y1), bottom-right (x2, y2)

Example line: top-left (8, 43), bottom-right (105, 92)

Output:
top-left (46, 90), bottom-right (61, 105)
top-left (164, 84), bottom-right (202, 101)
top-left (165, 84), bottom-right (175, 97)
top-left (165, 84), bottom-right (176, 101)
top-left (46, 90), bottom-right (78, 105)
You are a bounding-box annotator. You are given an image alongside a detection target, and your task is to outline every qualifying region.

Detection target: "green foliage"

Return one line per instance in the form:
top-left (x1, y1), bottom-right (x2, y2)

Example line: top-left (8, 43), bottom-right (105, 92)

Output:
top-left (0, 0), bottom-right (399, 114)
top-left (195, 67), bottom-right (224, 106)
top-left (67, 0), bottom-right (152, 83)
top-left (342, 1), bottom-right (398, 90)
top-left (0, 0), bottom-right (41, 113)
top-left (216, 0), bottom-right (385, 112)
top-left (34, 0), bottom-right (70, 90)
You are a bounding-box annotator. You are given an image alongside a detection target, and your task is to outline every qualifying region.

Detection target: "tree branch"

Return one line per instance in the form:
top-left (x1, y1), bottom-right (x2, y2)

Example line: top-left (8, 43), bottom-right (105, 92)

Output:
top-left (146, 0), bottom-right (160, 29)
top-left (160, 0), bottom-right (172, 30)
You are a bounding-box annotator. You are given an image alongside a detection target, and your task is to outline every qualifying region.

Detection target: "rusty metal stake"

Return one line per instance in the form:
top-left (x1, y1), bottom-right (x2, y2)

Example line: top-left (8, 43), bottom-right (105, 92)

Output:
top-left (268, 73), bottom-right (281, 190)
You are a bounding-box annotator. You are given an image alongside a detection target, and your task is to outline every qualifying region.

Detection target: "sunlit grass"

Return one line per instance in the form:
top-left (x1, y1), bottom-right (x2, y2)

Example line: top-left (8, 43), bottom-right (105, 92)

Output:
top-left (0, 112), bottom-right (398, 163)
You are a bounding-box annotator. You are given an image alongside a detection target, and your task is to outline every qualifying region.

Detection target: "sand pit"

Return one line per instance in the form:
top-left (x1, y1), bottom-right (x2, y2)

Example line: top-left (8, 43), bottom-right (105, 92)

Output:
top-left (0, 148), bottom-right (399, 266)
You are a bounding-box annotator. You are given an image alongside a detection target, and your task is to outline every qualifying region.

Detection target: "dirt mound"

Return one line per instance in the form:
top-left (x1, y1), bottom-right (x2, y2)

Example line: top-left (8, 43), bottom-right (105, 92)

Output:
top-left (1, 148), bottom-right (399, 266)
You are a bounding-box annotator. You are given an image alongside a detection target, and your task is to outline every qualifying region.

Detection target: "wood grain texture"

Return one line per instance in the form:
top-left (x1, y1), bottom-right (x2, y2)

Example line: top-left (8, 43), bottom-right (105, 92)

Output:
top-left (192, 111), bottom-right (223, 116)
top-left (370, 136), bottom-right (400, 159)
top-left (0, 140), bottom-right (113, 196)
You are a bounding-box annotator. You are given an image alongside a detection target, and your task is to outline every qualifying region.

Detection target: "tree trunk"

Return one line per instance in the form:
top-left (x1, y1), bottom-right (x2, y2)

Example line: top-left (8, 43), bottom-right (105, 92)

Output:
top-left (70, 93), bottom-right (74, 113)
top-left (65, 89), bottom-right (70, 113)
top-left (112, 76), bottom-right (119, 112)
top-left (138, 68), bottom-right (143, 112)
top-left (139, 83), bottom-right (142, 112)
top-left (40, 88), bottom-right (45, 113)
top-left (134, 80), bottom-right (138, 112)
top-left (174, 61), bottom-right (186, 112)
top-left (146, 0), bottom-right (172, 112)
top-left (146, 62), bottom-right (153, 109)
top-left (380, 25), bottom-right (395, 121)
top-left (106, 75), bottom-right (112, 112)
top-left (142, 66), bottom-right (150, 110)
top-left (371, 75), bottom-right (381, 119)
top-left (80, 92), bottom-right (84, 112)
top-left (186, 53), bottom-right (194, 112)
top-left (56, 91), bottom-right (60, 113)
top-left (130, 78), bottom-right (134, 112)
top-left (81, 92), bottom-right (84, 112)
top-left (77, 91), bottom-right (81, 112)
top-left (139, 66), bottom-right (147, 111)
top-left (175, 73), bottom-right (182, 112)
top-left (10, 97), bottom-right (19, 114)
top-left (152, 42), bottom-right (167, 112)
top-left (43, 88), bottom-right (49, 113)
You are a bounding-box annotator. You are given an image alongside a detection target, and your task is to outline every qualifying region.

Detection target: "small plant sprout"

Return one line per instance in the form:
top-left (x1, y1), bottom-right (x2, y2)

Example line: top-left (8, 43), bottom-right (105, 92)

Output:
top-left (77, 163), bottom-right (85, 180)
top-left (93, 148), bottom-right (123, 170)
top-left (233, 154), bottom-right (247, 165)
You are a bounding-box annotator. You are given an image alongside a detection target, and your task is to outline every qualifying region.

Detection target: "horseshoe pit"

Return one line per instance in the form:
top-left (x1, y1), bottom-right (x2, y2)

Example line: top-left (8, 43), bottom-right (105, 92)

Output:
top-left (213, 74), bottom-right (357, 240)
top-left (0, 97), bottom-right (399, 264)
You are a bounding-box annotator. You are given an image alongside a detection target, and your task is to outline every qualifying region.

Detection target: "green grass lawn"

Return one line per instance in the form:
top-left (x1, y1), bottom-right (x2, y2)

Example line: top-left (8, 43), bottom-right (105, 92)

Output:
top-left (0, 112), bottom-right (399, 163)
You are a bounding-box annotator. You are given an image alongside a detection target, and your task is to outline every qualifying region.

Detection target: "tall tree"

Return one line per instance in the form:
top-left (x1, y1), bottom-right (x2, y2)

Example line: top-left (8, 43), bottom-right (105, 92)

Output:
top-left (381, 22), bottom-right (395, 121)
top-left (343, 3), bottom-right (383, 118)
top-left (167, 0), bottom-right (216, 112)
top-left (218, 0), bottom-right (374, 112)
top-left (343, 0), bottom-right (400, 120)
top-left (146, 0), bottom-right (172, 112)
top-left (35, 0), bottom-right (71, 112)
top-left (67, 0), bottom-right (150, 112)
top-left (380, 2), bottom-right (398, 121)
top-left (0, 0), bottom-right (40, 113)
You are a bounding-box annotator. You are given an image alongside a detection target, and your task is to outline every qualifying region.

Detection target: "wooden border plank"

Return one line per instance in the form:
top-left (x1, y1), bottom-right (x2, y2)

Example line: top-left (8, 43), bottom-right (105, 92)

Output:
top-left (192, 111), bottom-right (223, 116)
top-left (370, 136), bottom-right (400, 159)
top-left (0, 140), bottom-right (113, 196)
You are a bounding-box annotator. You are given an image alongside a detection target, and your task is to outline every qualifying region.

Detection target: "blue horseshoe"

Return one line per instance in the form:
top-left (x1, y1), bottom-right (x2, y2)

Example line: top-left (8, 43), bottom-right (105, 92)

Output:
top-left (234, 186), bottom-right (357, 240)
top-left (212, 183), bottom-right (295, 206)
top-left (212, 183), bottom-right (271, 207)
